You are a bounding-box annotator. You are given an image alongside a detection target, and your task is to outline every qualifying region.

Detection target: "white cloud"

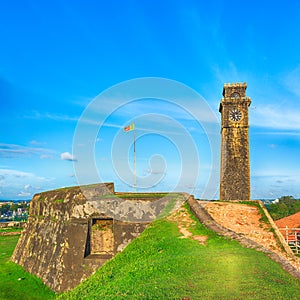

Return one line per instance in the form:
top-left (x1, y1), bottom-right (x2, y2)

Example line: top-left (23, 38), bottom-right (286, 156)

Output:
top-left (24, 184), bottom-right (32, 190)
top-left (251, 105), bottom-right (300, 131)
top-left (0, 169), bottom-right (54, 183)
top-left (268, 144), bottom-right (277, 149)
top-left (0, 143), bottom-right (55, 159)
top-left (29, 140), bottom-right (44, 145)
top-left (0, 169), bottom-right (34, 179)
top-left (252, 169), bottom-right (300, 178)
top-left (212, 62), bottom-right (240, 85)
top-left (250, 65), bottom-right (300, 133)
top-left (251, 172), bottom-right (300, 199)
top-left (40, 154), bottom-right (54, 159)
top-left (61, 152), bottom-right (77, 161)
top-left (0, 169), bottom-right (55, 199)
top-left (25, 111), bottom-right (79, 122)
top-left (17, 191), bottom-right (31, 197)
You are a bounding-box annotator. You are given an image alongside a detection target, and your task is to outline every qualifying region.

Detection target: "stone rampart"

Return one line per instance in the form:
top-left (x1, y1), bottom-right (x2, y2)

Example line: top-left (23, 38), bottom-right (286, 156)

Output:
top-left (11, 183), bottom-right (176, 292)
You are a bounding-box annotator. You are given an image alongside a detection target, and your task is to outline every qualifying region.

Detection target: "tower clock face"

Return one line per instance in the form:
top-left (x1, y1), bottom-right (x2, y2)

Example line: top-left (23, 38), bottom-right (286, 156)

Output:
top-left (229, 108), bottom-right (242, 122)
top-left (231, 92), bottom-right (240, 98)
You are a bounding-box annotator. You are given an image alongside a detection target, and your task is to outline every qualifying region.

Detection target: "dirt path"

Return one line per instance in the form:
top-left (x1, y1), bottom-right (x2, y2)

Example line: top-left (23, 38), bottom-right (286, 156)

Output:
top-left (202, 202), bottom-right (281, 253)
top-left (0, 231), bottom-right (21, 236)
top-left (167, 206), bottom-right (208, 245)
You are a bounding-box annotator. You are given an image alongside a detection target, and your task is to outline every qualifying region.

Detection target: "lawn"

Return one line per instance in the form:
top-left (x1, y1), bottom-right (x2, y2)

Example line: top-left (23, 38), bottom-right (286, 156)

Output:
top-left (0, 232), bottom-right (55, 300)
top-left (2, 203), bottom-right (300, 299)
top-left (58, 204), bottom-right (300, 300)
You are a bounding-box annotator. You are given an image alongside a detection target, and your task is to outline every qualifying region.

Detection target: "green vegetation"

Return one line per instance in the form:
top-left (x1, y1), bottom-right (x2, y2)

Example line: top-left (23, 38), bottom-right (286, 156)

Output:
top-left (0, 202), bottom-right (28, 214)
top-left (53, 199), bottom-right (64, 203)
top-left (156, 193), bottom-right (185, 219)
top-left (117, 193), bottom-right (168, 199)
top-left (98, 192), bottom-right (170, 200)
top-left (59, 204), bottom-right (300, 300)
top-left (0, 228), bottom-right (23, 234)
top-left (92, 223), bottom-right (113, 232)
top-left (267, 196), bottom-right (300, 220)
top-left (2, 200), bottom-right (300, 299)
top-left (0, 235), bottom-right (55, 300)
top-left (0, 201), bottom-right (29, 221)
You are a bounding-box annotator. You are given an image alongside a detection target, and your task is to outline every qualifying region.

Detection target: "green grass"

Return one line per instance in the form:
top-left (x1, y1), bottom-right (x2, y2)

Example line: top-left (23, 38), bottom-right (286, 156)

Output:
top-left (2, 201), bottom-right (300, 299)
top-left (0, 228), bottom-right (23, 233)
top-left (156, 193), bottom-right (185, 219)
top-left (59, 204), bottom-right (300, 300)
top-left (0, 234), bottom-right (55, 300)
top-left (100, 192), bottom-right (169, 199)
top-left (117, 193), bottom-right (169, 199)
top-left (53, 199), bottom-right (64, 203)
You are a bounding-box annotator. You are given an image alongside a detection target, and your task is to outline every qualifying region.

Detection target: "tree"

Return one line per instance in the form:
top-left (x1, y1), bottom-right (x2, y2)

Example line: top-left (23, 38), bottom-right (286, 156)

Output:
top-left (0, 204), bottom-right (10, 215)
top-left (267, 196), bottom-right (300, 220)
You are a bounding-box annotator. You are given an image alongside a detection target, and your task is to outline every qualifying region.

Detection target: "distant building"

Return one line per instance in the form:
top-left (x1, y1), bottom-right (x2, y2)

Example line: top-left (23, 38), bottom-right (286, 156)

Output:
top-left (275, 212), bottom-right (300, 229)
top-left (275, 212), bottom-right (300, 243)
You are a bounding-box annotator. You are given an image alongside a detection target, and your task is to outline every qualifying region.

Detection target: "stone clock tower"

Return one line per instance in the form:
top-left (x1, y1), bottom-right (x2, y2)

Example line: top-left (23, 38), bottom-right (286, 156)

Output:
top-left (219, 83), bottom-right (251, 200)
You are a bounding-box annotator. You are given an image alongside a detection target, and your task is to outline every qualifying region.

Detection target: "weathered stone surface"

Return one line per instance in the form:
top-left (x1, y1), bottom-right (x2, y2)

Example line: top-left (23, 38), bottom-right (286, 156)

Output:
top-left (219, 83), bottom-right (251, 200)
top-left (11, 183), bottom-right (182, 292)
top-left (11, 183), bottom-right (114, 292)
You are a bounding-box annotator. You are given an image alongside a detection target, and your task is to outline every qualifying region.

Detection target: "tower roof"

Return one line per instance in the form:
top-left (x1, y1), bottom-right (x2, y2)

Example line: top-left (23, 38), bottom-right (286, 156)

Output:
top-left (222, 82), bottom-right (247, 97)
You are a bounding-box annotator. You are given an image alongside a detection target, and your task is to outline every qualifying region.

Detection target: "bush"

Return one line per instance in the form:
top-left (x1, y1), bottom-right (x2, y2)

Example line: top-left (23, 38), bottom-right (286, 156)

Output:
top-left (267, 196), bottom-right (300, 220)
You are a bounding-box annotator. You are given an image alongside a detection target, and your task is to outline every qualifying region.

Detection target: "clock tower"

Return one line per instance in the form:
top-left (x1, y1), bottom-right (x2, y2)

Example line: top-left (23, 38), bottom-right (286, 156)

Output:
top-left (219, 83), bottom-right (251, 200)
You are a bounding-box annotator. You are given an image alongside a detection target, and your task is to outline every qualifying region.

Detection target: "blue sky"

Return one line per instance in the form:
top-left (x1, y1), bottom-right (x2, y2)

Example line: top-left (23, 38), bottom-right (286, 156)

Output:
top-left (1, 0), bottom-right (300, 199)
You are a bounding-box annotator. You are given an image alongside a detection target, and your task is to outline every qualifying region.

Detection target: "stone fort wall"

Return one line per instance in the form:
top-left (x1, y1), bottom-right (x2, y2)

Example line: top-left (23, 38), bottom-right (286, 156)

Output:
top-left (11, 183), bottom-right (175, 292)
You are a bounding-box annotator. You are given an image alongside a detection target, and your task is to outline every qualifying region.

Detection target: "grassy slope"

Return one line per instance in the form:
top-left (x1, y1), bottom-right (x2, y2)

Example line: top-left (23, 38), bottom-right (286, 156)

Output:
top-left (0, 232), bottom-right (55, 300)
top-left (59, 204), bottom-right (300, 300)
